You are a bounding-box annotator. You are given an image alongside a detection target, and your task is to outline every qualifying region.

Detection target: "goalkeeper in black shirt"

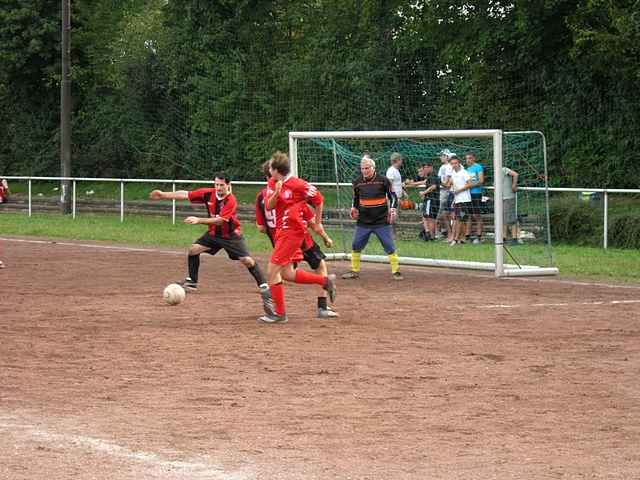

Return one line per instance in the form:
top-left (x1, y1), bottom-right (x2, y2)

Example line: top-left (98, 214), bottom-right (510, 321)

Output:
top-left (341, 155), bottom-right (403, 281)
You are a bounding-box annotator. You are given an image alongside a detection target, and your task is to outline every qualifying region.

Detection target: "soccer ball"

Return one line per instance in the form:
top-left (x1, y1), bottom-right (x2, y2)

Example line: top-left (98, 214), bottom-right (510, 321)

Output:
top-left (163, 283), bottom-right (186, 306)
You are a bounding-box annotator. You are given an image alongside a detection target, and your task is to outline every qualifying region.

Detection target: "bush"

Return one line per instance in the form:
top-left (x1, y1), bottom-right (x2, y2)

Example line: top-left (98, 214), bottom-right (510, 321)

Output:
top-left (549, 199), bottom-right (602, 246)
top-left (550, 198), bottom-right (640, 248)
top-left (608, 213), bottom-right (640, 249)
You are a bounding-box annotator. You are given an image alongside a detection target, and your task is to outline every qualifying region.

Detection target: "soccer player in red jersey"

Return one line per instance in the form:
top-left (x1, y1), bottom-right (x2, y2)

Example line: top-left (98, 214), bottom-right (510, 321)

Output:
top-left (149, 172), bottom-right (274, 316)
top-left (257, 152), bottom-right (336, 323)
top-left (256, 160), bottom-right (339, 319)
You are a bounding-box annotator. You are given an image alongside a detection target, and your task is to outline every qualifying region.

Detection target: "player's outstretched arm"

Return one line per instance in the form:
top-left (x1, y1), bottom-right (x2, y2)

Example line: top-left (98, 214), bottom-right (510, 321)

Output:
top-left (149, 190), bottom-right (189, 201)
top-left (184, 216), bottom-right (225, 226)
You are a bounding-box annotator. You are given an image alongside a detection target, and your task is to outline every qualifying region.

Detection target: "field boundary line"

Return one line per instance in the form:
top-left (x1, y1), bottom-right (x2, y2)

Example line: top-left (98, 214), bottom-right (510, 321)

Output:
top-left (476, 299), bottom-right (640, 309)
top-left (0, 410), bottom-right (252, 480)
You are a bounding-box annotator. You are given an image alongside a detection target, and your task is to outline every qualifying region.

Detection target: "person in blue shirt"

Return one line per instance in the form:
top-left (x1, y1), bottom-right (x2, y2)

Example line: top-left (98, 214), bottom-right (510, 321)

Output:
top-left (465, 152), bottom-right (484, 244)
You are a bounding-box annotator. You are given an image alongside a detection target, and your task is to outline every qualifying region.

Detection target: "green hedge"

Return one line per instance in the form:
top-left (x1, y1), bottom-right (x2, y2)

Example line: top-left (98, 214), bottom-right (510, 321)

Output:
top-left (550, 199), bottom-right (640, 249)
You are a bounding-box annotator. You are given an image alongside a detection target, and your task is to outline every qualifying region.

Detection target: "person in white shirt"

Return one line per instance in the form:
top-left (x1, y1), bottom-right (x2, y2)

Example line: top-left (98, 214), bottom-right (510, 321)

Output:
top-left (436, 150), bottom-right (455, 241)
top-left (386, 152), bottom-right (404, 201)
top-left (449, 155), bottom-right (473, 245)
top-left (386, 153), bottom-right (404, 231)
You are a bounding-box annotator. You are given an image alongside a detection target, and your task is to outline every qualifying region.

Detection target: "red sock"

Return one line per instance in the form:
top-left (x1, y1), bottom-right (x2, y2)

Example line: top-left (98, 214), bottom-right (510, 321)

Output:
top-left (270, 282), bottom-right (286, 315)
top-left (294, 269), bottom-right (326, 286)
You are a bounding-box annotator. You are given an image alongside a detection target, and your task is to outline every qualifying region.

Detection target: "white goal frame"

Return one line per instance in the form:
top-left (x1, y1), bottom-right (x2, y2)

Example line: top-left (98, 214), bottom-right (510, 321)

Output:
top-left (289, 129), bottom-right (558, 277)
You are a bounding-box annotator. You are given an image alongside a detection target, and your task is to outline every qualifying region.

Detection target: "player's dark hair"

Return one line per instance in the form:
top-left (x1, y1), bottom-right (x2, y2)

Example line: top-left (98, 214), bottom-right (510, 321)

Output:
top-left (214, 171), bottom-right (231, 184)
top-left (270, 151), bottom-right (290, 175)
top-left (465, 151), bottom-right (477, 159)
top-left (262, 160), bottom-right (272, 179)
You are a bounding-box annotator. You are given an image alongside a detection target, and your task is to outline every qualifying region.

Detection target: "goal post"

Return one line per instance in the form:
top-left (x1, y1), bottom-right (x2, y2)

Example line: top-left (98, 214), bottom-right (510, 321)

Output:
top-left (289, 129), bottom-right (558, 277)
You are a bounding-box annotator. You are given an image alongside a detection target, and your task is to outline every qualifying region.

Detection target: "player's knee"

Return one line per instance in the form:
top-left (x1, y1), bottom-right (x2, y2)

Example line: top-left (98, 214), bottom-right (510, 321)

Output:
top-left (313, 260), bottom-right (326, 274)
top-left (239, 256), bottom-right (254, 267)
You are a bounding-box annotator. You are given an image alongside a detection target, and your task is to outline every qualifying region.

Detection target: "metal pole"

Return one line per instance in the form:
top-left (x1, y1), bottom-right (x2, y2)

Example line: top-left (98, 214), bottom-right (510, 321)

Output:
top-left (604, 190), bottom-right (608, 249)
top-left (28, 179), bottom-right (32, 217)
top-left (172, 182), bottom-right (176, 225)
top-left (120, 181), bottom-right (124, 222)
top-left (494, 131), bottom-right (504, 277)
top-left (289, 135), bottom-right (298, 177)
top-left (332, 140), bottom-right (348, 254)
top-left (72, 180), bottom-right (76, 219)
top-left (60, 0), bottom-right (72, 214)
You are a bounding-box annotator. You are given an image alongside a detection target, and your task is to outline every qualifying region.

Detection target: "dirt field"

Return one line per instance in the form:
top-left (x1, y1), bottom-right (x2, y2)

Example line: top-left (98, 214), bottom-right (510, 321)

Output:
top-left (1, 236), bottom-right (639, 479)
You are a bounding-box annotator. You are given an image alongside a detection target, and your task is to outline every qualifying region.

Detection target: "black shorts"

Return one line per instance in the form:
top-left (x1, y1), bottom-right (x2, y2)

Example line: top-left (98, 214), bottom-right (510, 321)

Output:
top-left (453, 202), bottom-right (473, 220)
top-left (302, 240), bottom-right (326, 270)
top-left (471, 193), bottom-right (483, 215)
top-left (195, 232), bottom-right (250, 260)
top-left (421, 198), bottom-right (439, 219)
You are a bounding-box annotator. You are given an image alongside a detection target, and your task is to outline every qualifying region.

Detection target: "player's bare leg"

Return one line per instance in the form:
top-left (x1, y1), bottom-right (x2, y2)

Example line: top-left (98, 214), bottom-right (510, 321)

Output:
top-left (426, 218), bottom-right (437, 239)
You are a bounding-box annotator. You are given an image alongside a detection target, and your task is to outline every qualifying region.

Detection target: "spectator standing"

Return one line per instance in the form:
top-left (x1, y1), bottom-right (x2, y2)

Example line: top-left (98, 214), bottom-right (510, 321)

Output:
top-left (405, 163), bottom-right (440, 241)
top-left (437, 150), bottom-right (454, 241)
top-left (502, 166), bottom-right (522, 244)
top-left (449, 156), bottom-right (473, 245)
top-left (386, 153), bottom-right (404, 201)
top-left (465, 152), bottom-right (484, 244)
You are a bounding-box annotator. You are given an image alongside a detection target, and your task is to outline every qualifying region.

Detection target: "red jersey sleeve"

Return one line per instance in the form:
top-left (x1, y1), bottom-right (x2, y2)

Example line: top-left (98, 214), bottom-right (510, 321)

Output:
top-left (188, 188), bottom-right (210, 204)
top-left (218, 194), bottom-right (237, 220)
top-left (305, 182), bottom-right (323, 207)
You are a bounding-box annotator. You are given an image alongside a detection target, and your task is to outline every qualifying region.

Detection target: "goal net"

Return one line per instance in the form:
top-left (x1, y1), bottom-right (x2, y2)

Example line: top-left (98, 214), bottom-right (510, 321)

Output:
top-left (289, 130), bottom-right (557, 277)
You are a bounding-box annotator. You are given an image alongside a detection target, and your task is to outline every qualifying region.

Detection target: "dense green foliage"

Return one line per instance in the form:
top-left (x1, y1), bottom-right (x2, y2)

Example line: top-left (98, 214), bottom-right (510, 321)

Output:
top-left (1, 1), bottom-right (639, 185)
top-left (550, 196), bottom-right (640, 249)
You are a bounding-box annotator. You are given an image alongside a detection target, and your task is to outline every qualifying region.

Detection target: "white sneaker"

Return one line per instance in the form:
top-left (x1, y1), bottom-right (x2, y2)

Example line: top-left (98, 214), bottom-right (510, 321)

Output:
top-left (257, 313), bottom-right (288, 324)
top-left (472, 238), bottom-right (481, 245)
top-left (449, 240), bottom-right (457, 246)
top-left (318, 307), bottom-right (339, 318)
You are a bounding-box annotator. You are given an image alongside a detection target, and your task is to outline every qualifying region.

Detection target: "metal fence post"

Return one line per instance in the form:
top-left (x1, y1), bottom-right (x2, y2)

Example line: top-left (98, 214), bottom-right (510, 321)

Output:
top-left (28, 179), bottom-right (32, 217)
top-left (604, 190), bottom-right (608, 249)
top-left (172, 182), bottom-right (176, 225)
top-left (72, 180), bottom-right (76, 219)
top-left (120, 181), bottom-right (124, 223)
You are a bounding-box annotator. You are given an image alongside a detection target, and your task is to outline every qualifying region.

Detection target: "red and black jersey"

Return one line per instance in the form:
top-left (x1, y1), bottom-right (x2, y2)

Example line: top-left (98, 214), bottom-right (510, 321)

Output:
top-left (255, 188), bottom-right (277, 246)
top-left (188, 188), bottom-right (241, 238)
